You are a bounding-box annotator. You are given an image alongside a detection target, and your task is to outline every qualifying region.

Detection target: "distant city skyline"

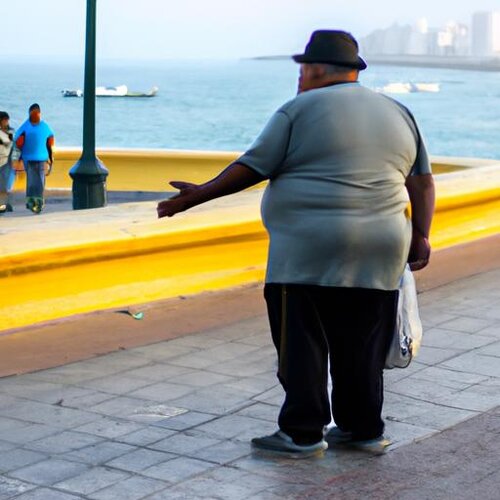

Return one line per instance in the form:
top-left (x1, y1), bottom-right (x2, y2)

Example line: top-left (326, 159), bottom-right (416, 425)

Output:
top-left (361, 10), bottom-right (500, 58)
top-left (2, 1), bottom-right (500, 60)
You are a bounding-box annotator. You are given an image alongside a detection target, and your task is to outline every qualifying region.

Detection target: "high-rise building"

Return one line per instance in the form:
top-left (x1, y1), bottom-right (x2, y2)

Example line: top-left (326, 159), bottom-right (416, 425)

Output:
top-left (359, 24), bottom-right (412, 55)
top-left (359, 12), bottom-right (497, 58)
top-left (471, 11), bottom-right (500, 57)
top-left (441, 22), bottom-right (470, 56)
top-left (407, 18), bottom-right (429, 55)
top-left (452, 23), bottom-right (471, 56)
top-left (493, 12), bottom-right (500, 55)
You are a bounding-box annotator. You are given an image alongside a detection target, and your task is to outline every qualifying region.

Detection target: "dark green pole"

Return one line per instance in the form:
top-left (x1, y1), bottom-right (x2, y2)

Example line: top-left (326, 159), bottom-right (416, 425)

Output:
top-left (69, 0), bottom-right (108, 210)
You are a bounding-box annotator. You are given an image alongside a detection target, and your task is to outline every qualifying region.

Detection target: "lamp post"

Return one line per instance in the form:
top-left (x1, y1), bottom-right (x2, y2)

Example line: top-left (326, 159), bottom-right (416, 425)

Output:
top-left (69, 0), bottom-right (108, 210)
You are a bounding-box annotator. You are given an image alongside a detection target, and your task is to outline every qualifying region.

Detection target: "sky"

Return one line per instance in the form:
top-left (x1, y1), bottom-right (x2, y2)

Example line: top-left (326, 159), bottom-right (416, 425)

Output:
top-left (1, 0), bottom-right (500, 60)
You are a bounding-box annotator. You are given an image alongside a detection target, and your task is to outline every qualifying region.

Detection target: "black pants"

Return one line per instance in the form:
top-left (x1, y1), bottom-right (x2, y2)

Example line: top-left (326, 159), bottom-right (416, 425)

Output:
top-left (264, 284), bottom-right (398, 445)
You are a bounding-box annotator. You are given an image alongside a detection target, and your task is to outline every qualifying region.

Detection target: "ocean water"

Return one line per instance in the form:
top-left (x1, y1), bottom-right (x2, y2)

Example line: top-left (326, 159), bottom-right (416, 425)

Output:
top-left (1, 58), bottom-right (499, 160)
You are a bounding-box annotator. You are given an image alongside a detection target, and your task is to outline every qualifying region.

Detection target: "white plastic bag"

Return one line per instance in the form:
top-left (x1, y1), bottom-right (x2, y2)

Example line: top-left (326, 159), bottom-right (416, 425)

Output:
top-left (385, 265), bottom-right (423, 369)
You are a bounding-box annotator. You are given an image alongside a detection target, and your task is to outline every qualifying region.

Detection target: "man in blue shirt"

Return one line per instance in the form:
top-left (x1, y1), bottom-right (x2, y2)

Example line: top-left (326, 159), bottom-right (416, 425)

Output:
top-left (14, 103), bottom-right (54, 213)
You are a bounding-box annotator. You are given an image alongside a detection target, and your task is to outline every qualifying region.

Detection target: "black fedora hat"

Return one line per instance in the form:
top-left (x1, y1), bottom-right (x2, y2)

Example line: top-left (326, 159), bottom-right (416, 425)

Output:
top-left (292, 30), bottom-right (367, 70)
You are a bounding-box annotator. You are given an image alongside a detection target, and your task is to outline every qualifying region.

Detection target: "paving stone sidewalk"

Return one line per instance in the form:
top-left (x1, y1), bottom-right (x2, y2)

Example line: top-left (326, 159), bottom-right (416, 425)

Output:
top-left (0, 270), bottom-right (499, 499)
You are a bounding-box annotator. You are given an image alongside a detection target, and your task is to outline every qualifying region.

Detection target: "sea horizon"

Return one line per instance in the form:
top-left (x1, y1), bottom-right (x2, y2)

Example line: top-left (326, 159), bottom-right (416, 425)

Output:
top-left (1, 59), bottom-right (499, 160)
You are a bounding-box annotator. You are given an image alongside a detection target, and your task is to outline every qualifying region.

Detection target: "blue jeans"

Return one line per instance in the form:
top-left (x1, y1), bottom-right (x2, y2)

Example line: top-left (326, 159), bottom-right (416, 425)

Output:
top-left (25, 161), bottom-right (46, 207)
top-left (0, 161), bottom-right (15, 205)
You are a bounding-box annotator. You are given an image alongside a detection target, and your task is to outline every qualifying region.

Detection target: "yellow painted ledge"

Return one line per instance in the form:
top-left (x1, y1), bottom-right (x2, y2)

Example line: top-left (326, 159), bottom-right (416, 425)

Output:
top-left (12, 148), bottom-right (497, 193)
top-left (432, 164), bottom-right (500, 248)
top-left (13, 148), bottom-right (243, 192)
top-left (0, 191), bottom-right (268, 332)
top-left (1, 157), bottom-right (499, 333)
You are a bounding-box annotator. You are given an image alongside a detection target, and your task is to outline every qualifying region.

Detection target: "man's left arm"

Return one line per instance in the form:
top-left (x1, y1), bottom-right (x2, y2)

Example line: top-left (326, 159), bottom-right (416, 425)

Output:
top-left (406, 173), bottom-right (435, 270)
top-left (46, 126), bottom-right (55, 175)
top-left (46, 136), bottom-right (54, 164)
top-left (404, 110), bottom-right (435, 271)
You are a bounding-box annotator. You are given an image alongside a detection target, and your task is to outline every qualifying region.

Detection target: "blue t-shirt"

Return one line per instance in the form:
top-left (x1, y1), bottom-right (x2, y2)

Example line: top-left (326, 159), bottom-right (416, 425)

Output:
top-left (14, 120), bottom-right (54, 162)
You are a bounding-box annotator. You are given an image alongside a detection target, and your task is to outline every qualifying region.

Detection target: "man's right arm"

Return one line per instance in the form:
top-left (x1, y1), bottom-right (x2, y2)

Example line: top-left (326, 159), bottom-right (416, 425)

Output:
top-left (157, 109), bottom-right (291, 219)
top-left (14, 123), bottom-right (26, 149)
top-left (157, 163), bottom-right (264, 218)
top-left (47, 135), bottom-right (55, 165)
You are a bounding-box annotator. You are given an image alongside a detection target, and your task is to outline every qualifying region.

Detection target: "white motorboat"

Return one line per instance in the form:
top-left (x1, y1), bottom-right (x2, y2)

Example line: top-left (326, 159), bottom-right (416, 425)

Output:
top-left (96, 85), bottom-right (128, 97)
top-left (62, 85), bottom-right (158, 98)
top-left (413, 82), bottom-right (440, 92)
top-left (378, 82), bottom-right (440, 94)
top-left (61, 89), bottom-right (83, 97)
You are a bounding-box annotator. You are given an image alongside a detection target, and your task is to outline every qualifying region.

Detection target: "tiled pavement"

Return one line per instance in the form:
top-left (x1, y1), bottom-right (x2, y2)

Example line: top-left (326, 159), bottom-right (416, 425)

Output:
top-left (0, 270), bottom-right (499, 499)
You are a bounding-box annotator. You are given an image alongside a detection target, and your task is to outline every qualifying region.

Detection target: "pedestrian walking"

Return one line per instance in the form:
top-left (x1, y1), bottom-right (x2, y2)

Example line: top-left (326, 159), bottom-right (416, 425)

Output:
top-left (14, 103), bottom-right (54, 214)
top-left (0, 111), bottom-right (15, 214)
top-left (156, 30), bottom-right (435, 458)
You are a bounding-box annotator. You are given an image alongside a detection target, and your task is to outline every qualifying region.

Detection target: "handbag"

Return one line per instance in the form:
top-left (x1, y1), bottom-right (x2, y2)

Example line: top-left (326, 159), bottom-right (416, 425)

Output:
top-left (385, 265), bottom-right (423, 369)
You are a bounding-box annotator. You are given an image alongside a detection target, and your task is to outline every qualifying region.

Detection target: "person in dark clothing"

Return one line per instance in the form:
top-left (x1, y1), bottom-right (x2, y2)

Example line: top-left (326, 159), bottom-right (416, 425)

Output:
top-left (156, 30), bottom-right (435, 458)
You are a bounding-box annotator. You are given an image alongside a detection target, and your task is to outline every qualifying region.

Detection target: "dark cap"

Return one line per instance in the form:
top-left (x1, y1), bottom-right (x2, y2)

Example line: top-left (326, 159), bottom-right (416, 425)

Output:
top-left (29, 103), bottom-right (41, 112)
top-left (292, 30), bottom-right (367, 70)
top-left (0, 111), bottom-right (9, 120)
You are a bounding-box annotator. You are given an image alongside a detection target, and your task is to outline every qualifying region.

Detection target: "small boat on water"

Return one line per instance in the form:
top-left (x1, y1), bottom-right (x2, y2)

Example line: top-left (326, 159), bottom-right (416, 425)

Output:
top-left (61, 85), bottom-right (158, 98)
top-left (62, 89), bottom-right (83, 97)
top-left (378, 82), bottom-right (440, 94)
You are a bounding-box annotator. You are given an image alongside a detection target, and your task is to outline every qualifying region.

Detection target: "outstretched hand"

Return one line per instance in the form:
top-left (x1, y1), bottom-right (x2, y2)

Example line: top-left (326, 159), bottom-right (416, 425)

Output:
top-left (156, 163), bottom-right (264, 219)
top-left (408, 231), bottom-right (431, 271)
top-left (157, 181), bottom-right (200, 218)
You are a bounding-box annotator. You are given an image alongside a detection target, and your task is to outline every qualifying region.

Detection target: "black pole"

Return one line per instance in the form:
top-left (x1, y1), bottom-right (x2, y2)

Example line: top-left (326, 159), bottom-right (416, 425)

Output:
top-left (82, 0), bottom-right (97, 161)
top-left (69, 0), bottom-right (108, 210)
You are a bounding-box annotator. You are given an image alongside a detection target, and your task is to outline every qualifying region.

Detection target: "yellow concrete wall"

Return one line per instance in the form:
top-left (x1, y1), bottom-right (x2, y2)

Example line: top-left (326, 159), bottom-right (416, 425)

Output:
top-left (2, 151), bottom-right (499, 333)
top-left (13, 148), bottom-right (242, 192)
top-left (12, 148), bottom-right (489, 193)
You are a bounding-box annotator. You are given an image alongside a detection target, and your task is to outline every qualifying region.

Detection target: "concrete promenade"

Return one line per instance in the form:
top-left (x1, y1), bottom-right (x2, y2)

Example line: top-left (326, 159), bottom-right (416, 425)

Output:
top-left (0, 269), bottom-right (499, 499)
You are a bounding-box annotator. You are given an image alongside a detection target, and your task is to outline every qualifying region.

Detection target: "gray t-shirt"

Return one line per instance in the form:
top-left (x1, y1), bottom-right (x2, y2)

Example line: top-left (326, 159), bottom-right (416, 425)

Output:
top-left (236, 82), bottom-right (431, 291)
